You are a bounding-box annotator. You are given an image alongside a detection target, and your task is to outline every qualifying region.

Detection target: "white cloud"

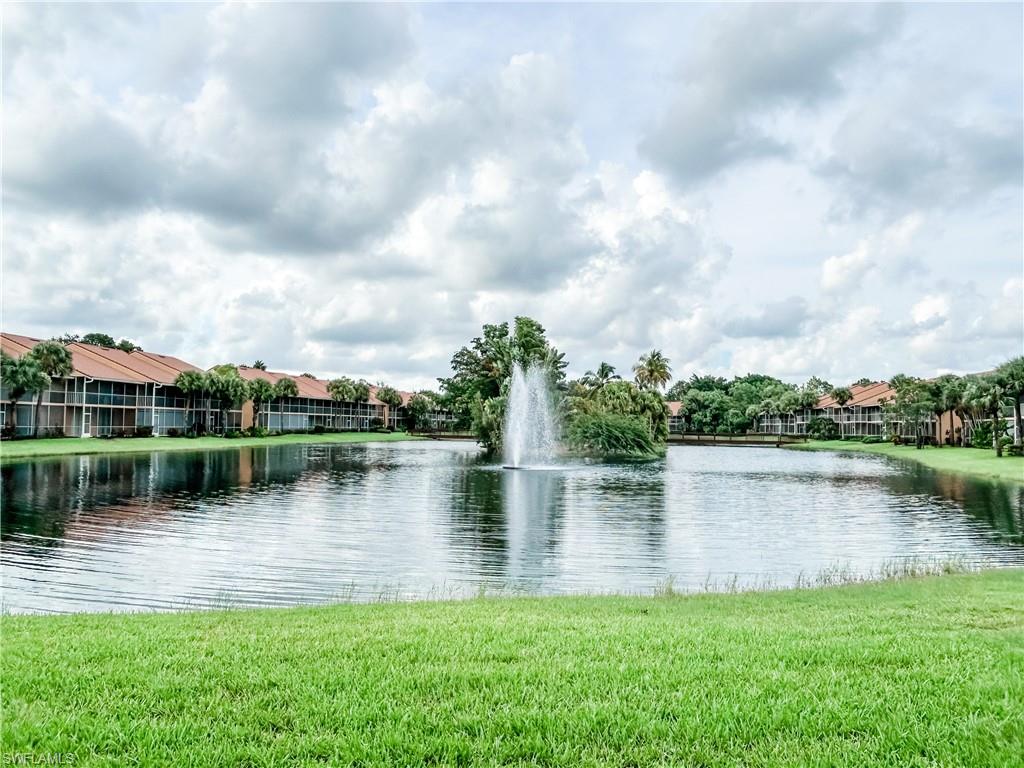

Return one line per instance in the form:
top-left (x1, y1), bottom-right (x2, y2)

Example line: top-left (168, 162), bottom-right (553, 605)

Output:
top-left (2, 3), bottom-right (1020, 389)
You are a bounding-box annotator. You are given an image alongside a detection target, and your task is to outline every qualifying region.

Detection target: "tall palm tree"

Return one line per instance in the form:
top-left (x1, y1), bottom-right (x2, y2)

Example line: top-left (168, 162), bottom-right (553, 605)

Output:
top-left (273, 378), bottom-right (299, 431)
top-left (1, 353), bottom-right (49, 435)
top-left (174, 370), bottom-right (207, 433)
top-left (27, 341), bottom-right (73, 437)
top-left (831, 386), bottom-right (852, 439)
top-left (581, 362), bottom-right (620, 390)
top-left (965, 375), bottom-right (1007, 456)
top-left (248, 378), bottom-right (275, 429)
top-left (632, 350), bottom-right (672, 392)
top-left (995, 357), bottom-right (1024, 447)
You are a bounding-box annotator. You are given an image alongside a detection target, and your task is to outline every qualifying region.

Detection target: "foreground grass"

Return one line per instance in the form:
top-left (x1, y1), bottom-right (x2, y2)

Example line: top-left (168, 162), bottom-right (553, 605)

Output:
top-left (789, 440), bottom-right (1024, 484)
top-left (3, 571), bottom-right (1022, 766)
top-left (0, 430), bottom-right (425, 463)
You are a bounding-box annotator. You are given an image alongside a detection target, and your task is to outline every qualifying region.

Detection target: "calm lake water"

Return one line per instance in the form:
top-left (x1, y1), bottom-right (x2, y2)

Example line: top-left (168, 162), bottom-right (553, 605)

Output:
top-left (2, 441), bottom-right (1022, 613)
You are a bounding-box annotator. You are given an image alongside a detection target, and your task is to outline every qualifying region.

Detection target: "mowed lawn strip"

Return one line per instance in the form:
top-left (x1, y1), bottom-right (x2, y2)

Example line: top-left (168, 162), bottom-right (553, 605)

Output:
top-left (788, 440), bottom-right (1024, 484)
top-left (0, 431), bottom-right (426, 463)
top-left (3, 570), bottom-right (1022, 767)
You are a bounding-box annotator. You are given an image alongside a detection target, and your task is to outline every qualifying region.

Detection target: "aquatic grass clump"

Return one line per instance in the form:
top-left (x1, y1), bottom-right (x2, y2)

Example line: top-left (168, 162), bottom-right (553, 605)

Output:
top-left (565, 412), bottom-right (663, 459)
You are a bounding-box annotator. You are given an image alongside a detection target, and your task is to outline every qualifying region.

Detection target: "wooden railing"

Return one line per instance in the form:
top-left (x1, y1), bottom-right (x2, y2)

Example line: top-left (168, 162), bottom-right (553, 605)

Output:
top-left (667, 433), bottom-right (807, 446)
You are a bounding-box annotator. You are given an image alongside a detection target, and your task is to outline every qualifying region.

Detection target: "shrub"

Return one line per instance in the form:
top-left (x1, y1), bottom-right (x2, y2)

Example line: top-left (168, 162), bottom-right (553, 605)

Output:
top-left (369, 417), bottom-right (384, 430)
top-left (312, 424), bottom-right (326, 434)
top-left (806, 417), bottom-right (839, 440)
top-left (566, 412), bottom-right (658, 458)
top-left (224, 430), bottom-right (242, 439)
top-left (166, 428), bottom-right (180, 438)
top-left (971, 421), bottom-right (994, 449)
top-left (135, 426), bottom-right (154, 438)
top-left (862, 436), bottom-right (883, 444)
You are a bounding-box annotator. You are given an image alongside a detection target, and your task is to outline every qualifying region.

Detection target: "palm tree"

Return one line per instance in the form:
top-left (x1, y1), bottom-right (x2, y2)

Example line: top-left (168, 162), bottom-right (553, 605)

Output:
top-left (831, 386), bottom-right (852, 439)
top-left (925, 375), bottom-right (960, 447)
top-left (328, 377), bottom-right (356, 402)
top-left (252, 360), bottom-right (267, 371)
top-left (375, 384), bottom-right (404, 429)
top-left (273, 378), bottom-right (299, 431)
top-left (174, 370), bottom-right (207, 433)
top-left (995, 357), bottom-right (1024, 447)
top-left (1, 353), bottom-right (50, 435)
top-left (27, 341), bottom-right (73, 437)
top-left (248, 378), bottom-right (275, 429)
top-left (205, 371), bottom-right (249, 434)
top-left (632, 350), bottom-right (672, 392)
top-left (581, 362), bottom-right (620, 390)
top-left (965, 375), bottom-right (1007, 456)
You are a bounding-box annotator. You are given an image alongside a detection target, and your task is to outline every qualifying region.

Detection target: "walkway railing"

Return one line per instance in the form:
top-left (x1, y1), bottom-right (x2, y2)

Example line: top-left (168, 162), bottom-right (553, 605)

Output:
top-left (668, 433), bottom-right (807, 446)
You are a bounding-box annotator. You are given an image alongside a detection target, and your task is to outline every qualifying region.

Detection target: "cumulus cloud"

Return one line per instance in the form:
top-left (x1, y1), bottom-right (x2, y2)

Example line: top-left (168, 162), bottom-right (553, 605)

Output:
top-left (2, 3), bottom-right (1020, 389)
top-left (820, 213), bottom-right (923, 292)
top-left (722, 298), bottom-right (811, 339)
top-left (639, 4), bottom-right (901, 184)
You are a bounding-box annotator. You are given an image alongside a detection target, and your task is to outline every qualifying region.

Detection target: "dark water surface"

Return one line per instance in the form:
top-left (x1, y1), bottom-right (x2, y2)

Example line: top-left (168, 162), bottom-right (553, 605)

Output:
top-left (2, 441), bottom-right (1022, 613)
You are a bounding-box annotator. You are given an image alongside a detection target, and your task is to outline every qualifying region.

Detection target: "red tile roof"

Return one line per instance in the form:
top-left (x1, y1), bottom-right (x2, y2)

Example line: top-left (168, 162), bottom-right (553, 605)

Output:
top-left (1, 332), bottom-right (203, 385)
top-left (237, 366), bottom-right (414, 406)
top-left (817, 382), bottom-right (893, 409)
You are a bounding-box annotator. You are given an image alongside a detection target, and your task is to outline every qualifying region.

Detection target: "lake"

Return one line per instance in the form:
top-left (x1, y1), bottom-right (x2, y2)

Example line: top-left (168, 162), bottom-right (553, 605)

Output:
top-left (2, 441), bottom-right (1022, 613)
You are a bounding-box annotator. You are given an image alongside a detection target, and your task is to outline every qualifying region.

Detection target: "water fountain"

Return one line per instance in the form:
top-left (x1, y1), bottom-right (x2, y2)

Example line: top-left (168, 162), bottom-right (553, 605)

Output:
top-left (503, 361), bottom-right (559, 469)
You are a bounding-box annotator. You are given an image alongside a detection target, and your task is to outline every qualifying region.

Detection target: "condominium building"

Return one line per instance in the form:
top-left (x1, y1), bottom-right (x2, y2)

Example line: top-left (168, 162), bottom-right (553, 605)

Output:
top-left (755, 380), bottom-right (971, 441)
top-left (1, 332), bottom-right (202, 437)
top-left (1, 331), bottom-right (452, 438)
top-left (234, 367), bottom-right (386, 432)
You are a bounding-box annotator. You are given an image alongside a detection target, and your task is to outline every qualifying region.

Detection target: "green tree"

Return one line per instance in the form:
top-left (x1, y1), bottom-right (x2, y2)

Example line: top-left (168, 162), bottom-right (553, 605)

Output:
top-left (352, 379), bottom-right (371, 403)
top-left (247, 378), bottom-right (275, 429)
top-left (27, 341), bottom-right (73, 437)
top-left (831, 386), bottom-right (852, 439)
top-left (405, 392), bottom-right (436, 431)
top-left (174, 370), bottom-right (207, 432)
top-left (569, 380), bottom-right (670, 445)
top-left (375, 385), bottom-right (403, 428)
top-left (1, 353), bottom-right (49, 434)
top-left (632, 350), bottom-right (672, 391)
top-left (853, 377), bottom-right (874, 388)
top-left (252, 360), bottom-right (267, 371)
top-left (804, 377), bottom-right (834, 398)
top-left (925, 375), bottom-right (961, 447)
top-left (206, 371), bottom-right (249, 433)
top-left (327, 377), bottom-right (357, 403)
top-left (80, 332), bottom-right (117, 348)
top-left (116, 339), bottom-right (141, 352)
top-left (272, 378), bottom-right (299, 431)
top-left (439, 317), bottom-right (566, 453)
top-left (965, 375), bottom-right (1008, 456)
top-left (995, 357), bottom-right (1024, 447)
top-left (885, 375), bottom-right (935, 448)
top-left (581, 362), bottom-right (620, 390)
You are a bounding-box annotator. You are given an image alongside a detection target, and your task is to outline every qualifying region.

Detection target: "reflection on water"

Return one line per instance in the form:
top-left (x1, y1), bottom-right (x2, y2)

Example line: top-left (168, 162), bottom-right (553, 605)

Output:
top-left (1, 442), bottom-right (1021, 613)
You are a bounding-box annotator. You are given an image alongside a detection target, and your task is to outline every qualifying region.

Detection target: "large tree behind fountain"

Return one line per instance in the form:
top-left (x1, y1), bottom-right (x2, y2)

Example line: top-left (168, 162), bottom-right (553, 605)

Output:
top-left (439, 317), bottom-right (566, 454)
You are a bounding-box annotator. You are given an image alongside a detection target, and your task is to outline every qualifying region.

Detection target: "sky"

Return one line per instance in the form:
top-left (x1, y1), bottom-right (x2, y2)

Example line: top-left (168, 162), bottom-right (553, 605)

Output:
top-left (3, 2), bottom-right (1022, 391)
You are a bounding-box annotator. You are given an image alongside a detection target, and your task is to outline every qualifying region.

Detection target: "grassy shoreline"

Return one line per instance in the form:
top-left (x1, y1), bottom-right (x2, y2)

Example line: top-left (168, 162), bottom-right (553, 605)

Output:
top-left (0, 430), bottom-right (427, 462)
top-left (3, 570), bottom-right (1021, 766)
top-left (787, 439), bottom-right (1024, 484)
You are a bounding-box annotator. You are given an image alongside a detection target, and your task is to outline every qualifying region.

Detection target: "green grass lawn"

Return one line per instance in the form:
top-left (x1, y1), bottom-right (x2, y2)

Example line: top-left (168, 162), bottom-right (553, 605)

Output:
top-left (789, 440), bottom-right (1024, 484)
top-left (3, 570), bottom-right (1022, 766)
top-left (0, 431), bottom-right (426, 463)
